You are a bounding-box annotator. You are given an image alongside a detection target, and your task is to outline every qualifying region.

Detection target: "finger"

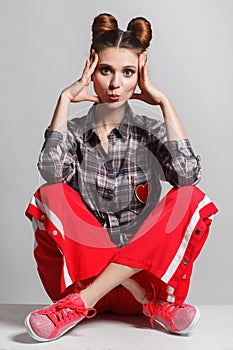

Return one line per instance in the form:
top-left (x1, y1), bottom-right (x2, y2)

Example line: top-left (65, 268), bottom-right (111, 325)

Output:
top-left (142, 51), bottom-right (147, 64)
top-left (140, 51), bottom-right (148, 74)
top-left (138, 52), bottom-right (146, 70)
top-left (138, 53), bottom-right (144, 74)
top-left (142, 60), bottom-right (149, 83)
top-left (90, 49), bottom-right (95, 64)
top-left (138, 52), bottom-right (147, 84)
top-left (81, 59), bottom-right (90, 79)
top-left (88, 53), bottom-right (98, 76)
top-left (85, 54), bottom-right (98, 81)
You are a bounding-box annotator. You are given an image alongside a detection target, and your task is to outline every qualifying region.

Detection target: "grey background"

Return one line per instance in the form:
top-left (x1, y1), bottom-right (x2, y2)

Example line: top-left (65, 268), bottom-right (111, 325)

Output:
top-left (0, 0), bottom-right (232, 304)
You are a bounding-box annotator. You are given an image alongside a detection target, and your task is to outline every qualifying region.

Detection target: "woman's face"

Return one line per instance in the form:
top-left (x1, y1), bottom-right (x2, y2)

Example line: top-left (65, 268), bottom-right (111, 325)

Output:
top-left (92, 47), bottom-right (139, 106)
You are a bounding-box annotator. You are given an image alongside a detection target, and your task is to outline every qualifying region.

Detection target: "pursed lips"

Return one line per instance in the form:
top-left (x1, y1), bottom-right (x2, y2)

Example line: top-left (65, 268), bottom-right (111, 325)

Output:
top-left (108, 94), bottom-right (120, 101)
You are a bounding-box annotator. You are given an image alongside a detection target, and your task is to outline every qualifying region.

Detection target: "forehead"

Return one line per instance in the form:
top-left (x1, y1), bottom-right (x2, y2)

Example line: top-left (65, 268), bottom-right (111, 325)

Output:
top-left (98, 47), bottom-right (139, 67)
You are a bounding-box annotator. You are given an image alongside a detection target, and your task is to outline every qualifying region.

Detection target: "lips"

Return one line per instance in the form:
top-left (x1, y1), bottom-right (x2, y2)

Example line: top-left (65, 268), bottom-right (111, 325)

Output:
top-left (109, 94), bottom-right (120, 102)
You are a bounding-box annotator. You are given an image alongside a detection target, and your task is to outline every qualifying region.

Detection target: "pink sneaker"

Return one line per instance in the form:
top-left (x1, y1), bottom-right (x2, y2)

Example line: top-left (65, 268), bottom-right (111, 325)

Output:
top-left (24, 293), bottom-right (96, 342)
top-left (143, 299), bottom-right (200, 334)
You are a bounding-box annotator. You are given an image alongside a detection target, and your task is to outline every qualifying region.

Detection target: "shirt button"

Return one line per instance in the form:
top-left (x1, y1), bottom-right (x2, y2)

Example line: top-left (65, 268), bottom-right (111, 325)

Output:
top-left (41, 215), bottom-right (45, 222)
top-left (52, 230), bottom-right (57, 236)
top-left (183, 259), bottom-right (189, 265)
top-left (195, 229), bottom-right (201, 234)
top-left (182, 274), bottom-right (187, 279)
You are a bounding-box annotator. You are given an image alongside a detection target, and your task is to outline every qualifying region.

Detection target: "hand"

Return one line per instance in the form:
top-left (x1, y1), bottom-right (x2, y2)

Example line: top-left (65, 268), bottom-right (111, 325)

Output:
top-left (131, 52), bottom-right (166, 105)
top-left (62, 51), bottom-right (100, 103)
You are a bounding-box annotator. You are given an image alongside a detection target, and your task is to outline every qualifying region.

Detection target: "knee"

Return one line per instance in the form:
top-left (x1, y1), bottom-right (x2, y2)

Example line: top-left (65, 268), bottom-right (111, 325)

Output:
top-left (166, 185), bottom-right (205, 214)
top-left (172, 185), bottom-right (204, 197)
top-left (36, 183), bottom-right (72, 201)
top-left (38, 182), bottom-right (70, 192)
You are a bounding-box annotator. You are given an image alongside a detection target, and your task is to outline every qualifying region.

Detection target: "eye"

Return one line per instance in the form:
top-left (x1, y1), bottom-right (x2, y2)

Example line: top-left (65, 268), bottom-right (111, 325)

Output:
top-left (123, 69), bottom-right (136, 77)
top-left (99, 67), bottom-right (111, 75)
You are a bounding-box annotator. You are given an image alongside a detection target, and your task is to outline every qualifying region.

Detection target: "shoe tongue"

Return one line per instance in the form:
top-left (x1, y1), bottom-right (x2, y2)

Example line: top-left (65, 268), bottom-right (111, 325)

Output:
top-left (56, 294), bottom-right (83, 317)
top-left (72, 293), bottom-right (82, 301)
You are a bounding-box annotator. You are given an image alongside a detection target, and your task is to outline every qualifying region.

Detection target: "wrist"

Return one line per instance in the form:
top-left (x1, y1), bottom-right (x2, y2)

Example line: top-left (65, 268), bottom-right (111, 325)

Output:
top-left (60, 90), bottom-right (72, 103)
top-left (159, 94), bottom-right (170, 109)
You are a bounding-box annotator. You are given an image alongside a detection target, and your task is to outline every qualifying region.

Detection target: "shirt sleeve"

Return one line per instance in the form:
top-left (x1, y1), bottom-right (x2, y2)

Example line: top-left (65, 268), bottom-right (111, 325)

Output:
top-left (37, 127), bottom-right (77, 183)
top-left (162, 138), bottom-right (202, 187)
top-left (149, 121), bottom-right (202, 187)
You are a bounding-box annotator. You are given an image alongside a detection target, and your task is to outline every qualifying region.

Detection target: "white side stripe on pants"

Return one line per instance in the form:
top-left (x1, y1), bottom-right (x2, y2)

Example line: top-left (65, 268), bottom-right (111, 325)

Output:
top-left (161, 195), bottom-right (212, 284)
top-left (30, 195), bottom-right (65, 238)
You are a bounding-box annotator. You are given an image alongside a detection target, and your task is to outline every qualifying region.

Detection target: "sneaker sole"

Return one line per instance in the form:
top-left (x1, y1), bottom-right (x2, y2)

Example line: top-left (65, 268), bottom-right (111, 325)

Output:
top-left (154, 306), bottom-right (201, 335)
top-left (24, 313), bottom-right (85, 342)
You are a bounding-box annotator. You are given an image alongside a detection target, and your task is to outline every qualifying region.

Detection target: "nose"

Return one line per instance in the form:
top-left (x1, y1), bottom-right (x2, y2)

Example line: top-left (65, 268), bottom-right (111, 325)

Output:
top-left (109, 73), bottom-right (120, 90)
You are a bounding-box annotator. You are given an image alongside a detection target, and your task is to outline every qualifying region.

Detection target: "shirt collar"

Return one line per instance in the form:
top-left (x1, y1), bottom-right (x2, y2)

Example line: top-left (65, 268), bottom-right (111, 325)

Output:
top-left (83, 102), bottom-right (133, 143)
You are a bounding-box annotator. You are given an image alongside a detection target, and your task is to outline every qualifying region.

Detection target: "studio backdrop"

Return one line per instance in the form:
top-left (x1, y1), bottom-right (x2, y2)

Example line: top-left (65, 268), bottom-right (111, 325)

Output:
top-left (0, 0), bottom-right (232, 304)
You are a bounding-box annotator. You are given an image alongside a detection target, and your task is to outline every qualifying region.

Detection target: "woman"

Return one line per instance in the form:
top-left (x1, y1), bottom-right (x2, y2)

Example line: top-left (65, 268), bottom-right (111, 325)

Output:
top-left (24, 13), bottom-right (218, 342)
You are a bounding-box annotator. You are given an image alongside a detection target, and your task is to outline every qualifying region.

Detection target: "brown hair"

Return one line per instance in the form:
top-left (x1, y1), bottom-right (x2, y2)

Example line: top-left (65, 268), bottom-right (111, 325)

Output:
top-left (90, 13), bottom-right (152, 55)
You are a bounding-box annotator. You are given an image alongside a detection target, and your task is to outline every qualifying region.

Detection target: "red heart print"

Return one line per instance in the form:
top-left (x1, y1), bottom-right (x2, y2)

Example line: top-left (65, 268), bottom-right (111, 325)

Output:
top-left (135, 183), bottom-right (150, 203)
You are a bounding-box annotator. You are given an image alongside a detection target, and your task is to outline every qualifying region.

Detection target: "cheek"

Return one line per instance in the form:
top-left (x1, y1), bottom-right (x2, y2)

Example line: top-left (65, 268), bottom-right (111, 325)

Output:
top-left (93, 73), bottom-right (109, 87)
top-left (125, 77), bottom-right (138, 92)
top-left (93, 76), bottom-right (106, 93)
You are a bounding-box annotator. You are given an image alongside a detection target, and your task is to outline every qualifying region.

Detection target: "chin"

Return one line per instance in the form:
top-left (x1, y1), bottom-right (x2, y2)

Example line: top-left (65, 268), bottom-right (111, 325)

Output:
top-left (98, 101), bottom-right (126, 109)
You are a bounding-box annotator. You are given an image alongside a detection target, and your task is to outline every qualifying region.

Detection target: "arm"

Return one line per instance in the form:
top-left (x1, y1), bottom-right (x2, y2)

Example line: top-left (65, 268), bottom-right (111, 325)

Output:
top-left (156, 97), bottom-right (201, 187)
top-left (132, 52), bottom-right (201, 187)
top-left (38, 53), bottom-right (99, 183)
top-left (159, 96), bottom-right (187, 141)
top-left (49, 52), bottom-right (99, 132)
top-left (37, 127), bottom-right (77, 183)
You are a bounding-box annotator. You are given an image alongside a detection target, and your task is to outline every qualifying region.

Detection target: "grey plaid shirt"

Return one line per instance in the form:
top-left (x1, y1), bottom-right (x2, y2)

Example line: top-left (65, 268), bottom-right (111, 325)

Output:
top-left (38, 103), bottom-right (201, 246)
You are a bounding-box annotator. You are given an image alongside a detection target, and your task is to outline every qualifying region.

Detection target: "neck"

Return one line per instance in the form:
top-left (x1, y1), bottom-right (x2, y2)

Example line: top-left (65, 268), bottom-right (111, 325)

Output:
top-left (95, 103), bottom-right (126, 129)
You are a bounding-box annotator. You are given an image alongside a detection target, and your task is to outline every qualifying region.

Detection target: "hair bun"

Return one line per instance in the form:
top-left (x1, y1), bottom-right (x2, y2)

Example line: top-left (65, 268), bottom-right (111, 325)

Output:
top-left (127, 17), bottom-right (152, 48)
top-left (92, 13), bottom-right (118, 41)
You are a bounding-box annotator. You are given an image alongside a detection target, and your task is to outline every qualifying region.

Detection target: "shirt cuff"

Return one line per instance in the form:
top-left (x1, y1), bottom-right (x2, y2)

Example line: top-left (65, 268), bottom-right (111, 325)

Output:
top-left (44, 128), bottom-right (67, 147)
top-left (164, 138), bottom-right (198, 159)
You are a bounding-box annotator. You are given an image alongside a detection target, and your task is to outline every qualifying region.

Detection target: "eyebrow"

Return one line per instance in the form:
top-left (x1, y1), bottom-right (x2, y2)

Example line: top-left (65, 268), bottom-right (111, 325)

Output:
top-left (98, 63), bottom-right (137, 70)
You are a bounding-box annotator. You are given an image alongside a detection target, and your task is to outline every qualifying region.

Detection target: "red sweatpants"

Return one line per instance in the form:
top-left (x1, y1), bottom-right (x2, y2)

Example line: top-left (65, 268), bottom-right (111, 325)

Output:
top-left (25, 183), bottom-right (218, 315)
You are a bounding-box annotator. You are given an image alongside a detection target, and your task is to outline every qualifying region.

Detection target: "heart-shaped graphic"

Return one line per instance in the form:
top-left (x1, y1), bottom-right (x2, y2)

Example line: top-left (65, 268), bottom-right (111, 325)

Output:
top-left (135, 183), bottom-right (150, 203)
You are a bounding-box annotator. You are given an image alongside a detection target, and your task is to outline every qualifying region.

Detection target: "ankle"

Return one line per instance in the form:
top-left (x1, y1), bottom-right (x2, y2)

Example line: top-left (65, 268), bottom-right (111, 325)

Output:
top-left (141, 290), bottom-right (154, 305)
top-left (79, 289), bottom-right (97, 309)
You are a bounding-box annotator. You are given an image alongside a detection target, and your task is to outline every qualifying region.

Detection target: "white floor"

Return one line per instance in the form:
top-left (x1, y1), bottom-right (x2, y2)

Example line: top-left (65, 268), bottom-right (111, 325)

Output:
top-left (0, 304), bottom-right (232, 350)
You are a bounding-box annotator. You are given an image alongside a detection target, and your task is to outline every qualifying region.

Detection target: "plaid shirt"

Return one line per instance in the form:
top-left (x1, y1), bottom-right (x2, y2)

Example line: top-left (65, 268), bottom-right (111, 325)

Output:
top-left (38, 103), bottom-right (201, 246)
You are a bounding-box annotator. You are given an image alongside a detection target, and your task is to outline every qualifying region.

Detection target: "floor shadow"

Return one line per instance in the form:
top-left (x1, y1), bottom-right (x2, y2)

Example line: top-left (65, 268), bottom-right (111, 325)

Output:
top-left (95, 313), bottom-right (150, 328)
top-left (93, 313), bottom-right (187, 337)
top-left (0, 304), bottom-right (45, 327)
top-left (13, 332), bottom-right (39, 344)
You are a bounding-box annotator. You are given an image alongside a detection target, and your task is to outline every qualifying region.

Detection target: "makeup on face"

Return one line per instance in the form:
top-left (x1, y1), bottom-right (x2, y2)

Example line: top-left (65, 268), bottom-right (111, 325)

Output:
top-left (92, 47), bottom-right (139, 105)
